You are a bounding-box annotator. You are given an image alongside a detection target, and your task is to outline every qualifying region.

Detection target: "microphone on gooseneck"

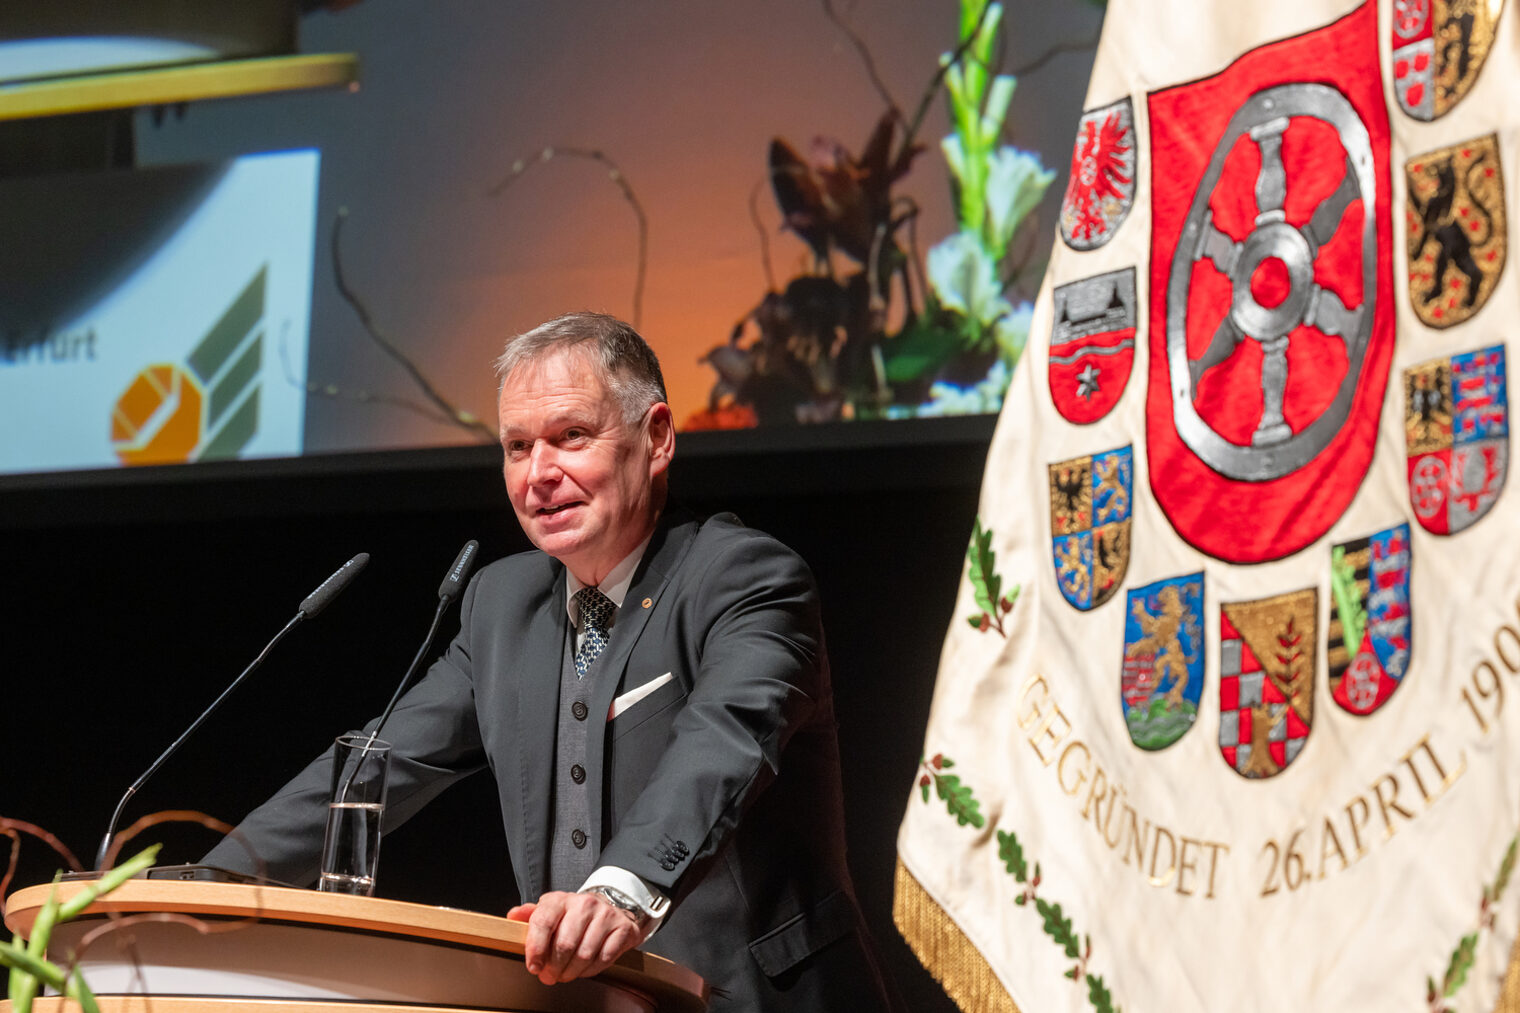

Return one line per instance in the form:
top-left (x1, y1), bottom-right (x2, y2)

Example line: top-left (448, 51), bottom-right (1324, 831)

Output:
top-left (94, 553), bottom-right (371, 872)
top-left (336, 541), bottom-right (481, 805)
top-left (436, 538), bottom-right (479, 606)
top-left (300, 554), bottom-right (370, 617)
top-left (370, 540), bottom-right (480, 741)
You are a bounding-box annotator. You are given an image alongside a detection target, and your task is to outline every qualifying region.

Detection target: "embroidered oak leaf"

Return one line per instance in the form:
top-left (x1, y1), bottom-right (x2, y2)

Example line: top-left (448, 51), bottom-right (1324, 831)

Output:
top-left (1063, 936), bottom-right (1093, 982)
top-left (934, 773), bottom-right (984, 828)
top-left (998, 829), bottom-right (1044, 908)
top-left (1491, 837), bottom-right (1517, 902)
top-left (997, 829), bottom-right (1028, 882)
top-left (967, 518), bottom-right (1001, 612)
top-left (993, 822), bottom-right (1120, 1008)
top-left (1425, 834), bottom-right (1518, 1007)
top-left (1441, 932), bottom-right (1478, 997)
top-left (1330, 545), bottom-right (1366, 654)
top-left (966, 516), bottom-right (1018, 635)
top-left (1036, 898), bottom-right (1080, 958)
top-left (917, 755), bottom-right (984, 828)
top-left (1086, 973), bottom-right (1119, 1013)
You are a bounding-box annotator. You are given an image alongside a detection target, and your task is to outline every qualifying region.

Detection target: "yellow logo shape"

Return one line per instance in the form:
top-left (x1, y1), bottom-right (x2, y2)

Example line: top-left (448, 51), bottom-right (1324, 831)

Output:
top-left (110, 363), bottom-right (205, 466)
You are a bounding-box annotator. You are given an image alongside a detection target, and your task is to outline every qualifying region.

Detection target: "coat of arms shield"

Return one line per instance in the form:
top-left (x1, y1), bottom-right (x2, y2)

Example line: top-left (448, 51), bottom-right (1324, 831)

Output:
top-left (1048, 270), bottom-right (1137, 424)
top-left (1048, 446), bottom-right (1132, 611)
top-left (1059, 98), bottom-right (1136, 251)
top-left (1121, 572), bottom-right (1204, 749)
top-left (1327, 523), bottom-right (1413, 715)
top-left (1219, 589), bottom-right (1317, 779)
top-left (1405, 343), bottom-right (1509, 534)
top-left (1390, 0), bottom-right (1506, 120)
top-left (1145, 1), bottom-right (1394, 563)
top-left (1406, 134), bottom-right (1506, 329)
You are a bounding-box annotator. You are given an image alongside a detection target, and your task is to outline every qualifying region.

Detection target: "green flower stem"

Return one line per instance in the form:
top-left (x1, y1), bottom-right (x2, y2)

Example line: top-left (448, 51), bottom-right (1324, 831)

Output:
top-left (58, 844), bottom-right (161, 922)
top-left (9, 880), bottom-right (58, 1013)
top-left (945, 0), bottom-right (1008, 236)
top-left (1, 843), bottom-right (160, 1013)
top-left (70, 970), bottom-right (101, 1013)
top-left (2, 941), bottom-right (67, 989)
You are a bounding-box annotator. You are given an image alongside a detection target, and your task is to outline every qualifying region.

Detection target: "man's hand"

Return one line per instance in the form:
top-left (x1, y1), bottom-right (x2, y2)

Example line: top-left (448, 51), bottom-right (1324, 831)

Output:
top-left (506, 890), bottom-right (650, 985)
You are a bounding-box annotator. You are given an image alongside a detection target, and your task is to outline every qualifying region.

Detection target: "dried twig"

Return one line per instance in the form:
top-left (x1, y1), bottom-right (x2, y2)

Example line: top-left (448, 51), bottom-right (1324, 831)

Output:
top-left (100, 810), bottom-right (235, 872)
top-left (1, 819), bottom-right (83, 905)
top-left (748, 177), bottom-right (779, 292)
top-left (892, 194), bottom-right (924, 318)
top-left (279, 325), bottom-right (460, 427)
top-left (2, 810), bottom-right (272, 1010)
top-left (71, 910), bottom-right (255, 966)
top-left (822, 0), bottom-right (1095, 155)
top-left (68, 813), bottom-right (270, 991)
top-left (486, 146), bottom-right (649, 328)
top-left (866, 221), bottom-right (889, 317)
top-left (1010, 33), bottom-right (1101, 79)
top-left (821, 0), bottom-right (903, 124)
top-left (330, 209), bottom-right (496, 441)
top-left (901, 2), bottom-right (995, 154)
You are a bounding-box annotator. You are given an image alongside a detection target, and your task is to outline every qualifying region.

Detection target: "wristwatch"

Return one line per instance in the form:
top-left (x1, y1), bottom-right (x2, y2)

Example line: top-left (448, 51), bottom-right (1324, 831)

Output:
top-left (582, 884), bottom-right (653, 933)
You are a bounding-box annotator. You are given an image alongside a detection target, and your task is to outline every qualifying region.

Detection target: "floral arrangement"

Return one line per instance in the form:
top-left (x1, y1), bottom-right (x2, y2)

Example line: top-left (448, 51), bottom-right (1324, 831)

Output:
top-left (696, 0), bottom-right (1056, 426)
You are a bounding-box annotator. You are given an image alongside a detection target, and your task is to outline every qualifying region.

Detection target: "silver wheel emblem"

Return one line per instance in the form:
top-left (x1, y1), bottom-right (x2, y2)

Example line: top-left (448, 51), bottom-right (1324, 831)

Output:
top-left (1167, 83), bottom-right (1379, 481)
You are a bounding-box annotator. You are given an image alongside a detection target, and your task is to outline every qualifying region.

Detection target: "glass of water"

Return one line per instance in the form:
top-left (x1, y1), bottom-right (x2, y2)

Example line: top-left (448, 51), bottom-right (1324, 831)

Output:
top-left (318, 732), bottom-right (391, 895)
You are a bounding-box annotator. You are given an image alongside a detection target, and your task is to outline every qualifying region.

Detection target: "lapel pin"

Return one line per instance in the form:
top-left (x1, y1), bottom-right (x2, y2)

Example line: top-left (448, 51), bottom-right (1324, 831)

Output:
top-left (642, 597), bottom-right (653, 609)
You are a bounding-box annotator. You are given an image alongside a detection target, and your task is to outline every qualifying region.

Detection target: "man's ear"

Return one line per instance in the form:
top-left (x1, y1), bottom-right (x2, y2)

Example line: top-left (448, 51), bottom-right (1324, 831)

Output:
top-left (646, 402), bottom-right (675, 479)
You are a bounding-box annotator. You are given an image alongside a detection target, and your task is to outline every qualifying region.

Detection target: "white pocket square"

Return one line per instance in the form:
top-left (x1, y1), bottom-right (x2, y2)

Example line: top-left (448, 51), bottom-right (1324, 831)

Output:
top-left (609, 672), bottom-right (674, 720)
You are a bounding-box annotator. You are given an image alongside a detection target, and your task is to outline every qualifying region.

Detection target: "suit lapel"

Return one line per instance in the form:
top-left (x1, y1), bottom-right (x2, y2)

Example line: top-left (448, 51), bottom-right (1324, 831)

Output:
top-left (584, 514), bottom-right (702, 849)
top-left (516, 572), bottom-right (567, 898)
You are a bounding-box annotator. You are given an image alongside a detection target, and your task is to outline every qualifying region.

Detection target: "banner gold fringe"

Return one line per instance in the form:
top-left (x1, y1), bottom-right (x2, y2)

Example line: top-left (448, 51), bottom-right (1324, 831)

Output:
top-left (893, 859), bottom-right (1021, 1013)
top-left (896, 855), bottom-right (1520, 1012)
top-left (1499, 924), bottom-right (1520, 1013)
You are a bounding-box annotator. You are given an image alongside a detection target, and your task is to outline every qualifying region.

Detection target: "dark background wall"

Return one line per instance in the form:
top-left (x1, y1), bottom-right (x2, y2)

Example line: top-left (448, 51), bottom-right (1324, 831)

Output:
top-left (0, 418), bottom-right (990, 1011)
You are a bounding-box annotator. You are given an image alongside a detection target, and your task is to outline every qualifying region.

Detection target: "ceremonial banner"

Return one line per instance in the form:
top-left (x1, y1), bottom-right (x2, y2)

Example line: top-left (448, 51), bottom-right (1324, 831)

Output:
top-left (896, 1), bottom-right (1520, 1010)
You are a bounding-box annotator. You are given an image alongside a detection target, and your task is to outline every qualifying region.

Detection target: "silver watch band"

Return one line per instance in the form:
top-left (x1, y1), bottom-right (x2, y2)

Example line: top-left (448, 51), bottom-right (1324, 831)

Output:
top-left (582, 885), bottom-right (652, 931)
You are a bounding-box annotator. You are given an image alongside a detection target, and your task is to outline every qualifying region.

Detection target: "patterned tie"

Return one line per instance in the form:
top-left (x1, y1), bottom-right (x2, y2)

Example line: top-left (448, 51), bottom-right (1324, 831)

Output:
top-left (573, 586), bottom-right (616, 679)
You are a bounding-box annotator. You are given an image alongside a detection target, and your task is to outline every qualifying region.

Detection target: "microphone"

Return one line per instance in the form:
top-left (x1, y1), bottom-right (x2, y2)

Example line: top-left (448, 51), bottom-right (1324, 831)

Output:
top-left (436, 539), bottom-right (479, 604)
top-left (301, 554), bottom-right (370, 617)
top-left (336, 541), bottom-right (480, 805)
top-left (94, 554), bottom-right (370, 871)
top-left (368, 540), bottom-right (480, 741)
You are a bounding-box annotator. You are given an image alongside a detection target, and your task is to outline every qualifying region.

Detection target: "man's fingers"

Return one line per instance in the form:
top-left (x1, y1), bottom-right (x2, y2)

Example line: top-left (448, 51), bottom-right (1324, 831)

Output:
top-left (521, 892), bottom-right (648, 984)
top-left (584, 917), bottom-right (640, 977)
top-left (505, 902), bottom-right (536, 923)
top-left (568, 896), bottom-right (646, 981)
top-left (560, 906), bottom-right (637, 982)
top-left (522, 894), bottom-right (567, 976)
top-left (540, 893), bottom-right (598, 981)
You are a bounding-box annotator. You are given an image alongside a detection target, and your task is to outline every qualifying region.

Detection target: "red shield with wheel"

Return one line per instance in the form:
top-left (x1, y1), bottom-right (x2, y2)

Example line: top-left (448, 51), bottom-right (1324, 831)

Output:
top-left (1145, 0), bottom-right (1394, 563)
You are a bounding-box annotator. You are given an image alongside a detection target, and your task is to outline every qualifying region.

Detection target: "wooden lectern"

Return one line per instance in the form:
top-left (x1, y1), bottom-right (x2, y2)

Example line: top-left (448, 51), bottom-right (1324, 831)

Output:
top-left (2, 879), bottom-right (707, 1013)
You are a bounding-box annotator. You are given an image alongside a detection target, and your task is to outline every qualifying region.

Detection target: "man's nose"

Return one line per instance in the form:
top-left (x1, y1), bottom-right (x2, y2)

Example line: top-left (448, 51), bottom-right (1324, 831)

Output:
top-left (526, 442), bottom-right (561, 484)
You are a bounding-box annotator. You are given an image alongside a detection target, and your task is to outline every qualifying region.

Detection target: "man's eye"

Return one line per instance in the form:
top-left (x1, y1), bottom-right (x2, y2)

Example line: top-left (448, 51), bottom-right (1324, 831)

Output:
top-left (564, 428), bottom-right (587, 442)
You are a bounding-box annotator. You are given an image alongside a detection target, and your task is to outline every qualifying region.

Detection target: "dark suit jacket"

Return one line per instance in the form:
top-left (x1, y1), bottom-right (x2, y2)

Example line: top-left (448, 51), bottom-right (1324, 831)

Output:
top-left (205, 511), bottom-right (893, 1011)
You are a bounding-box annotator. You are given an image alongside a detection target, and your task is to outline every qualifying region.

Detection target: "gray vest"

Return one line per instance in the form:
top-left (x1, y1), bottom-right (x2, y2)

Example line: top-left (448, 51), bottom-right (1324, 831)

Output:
top-left (548, 616), bottom-right (598, 890)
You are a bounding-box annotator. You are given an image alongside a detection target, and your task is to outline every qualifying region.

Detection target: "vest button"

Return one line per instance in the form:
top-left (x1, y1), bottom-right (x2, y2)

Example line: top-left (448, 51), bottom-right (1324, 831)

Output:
top-left (571, 828), bottom-right (587, 849)
top-left (571, 701), bottom-right (589, 721)
top-left (571, 763), bottom-right (586, 784)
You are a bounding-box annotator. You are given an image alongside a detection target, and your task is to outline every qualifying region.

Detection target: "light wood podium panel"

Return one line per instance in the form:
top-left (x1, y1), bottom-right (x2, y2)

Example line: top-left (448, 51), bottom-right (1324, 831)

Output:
top-left (2, 880), bottom-right (707, 1013)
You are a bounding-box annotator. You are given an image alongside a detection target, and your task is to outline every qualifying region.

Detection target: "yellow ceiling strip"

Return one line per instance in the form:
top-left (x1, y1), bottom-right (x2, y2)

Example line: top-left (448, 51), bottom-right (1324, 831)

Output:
top-left (0, 53), bottom-right (358, 121)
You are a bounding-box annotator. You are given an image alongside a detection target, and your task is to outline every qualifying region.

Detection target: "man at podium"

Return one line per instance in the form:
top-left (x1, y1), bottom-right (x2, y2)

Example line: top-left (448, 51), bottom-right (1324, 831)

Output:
top-left (204, 312), bottom-right (896, 1011)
